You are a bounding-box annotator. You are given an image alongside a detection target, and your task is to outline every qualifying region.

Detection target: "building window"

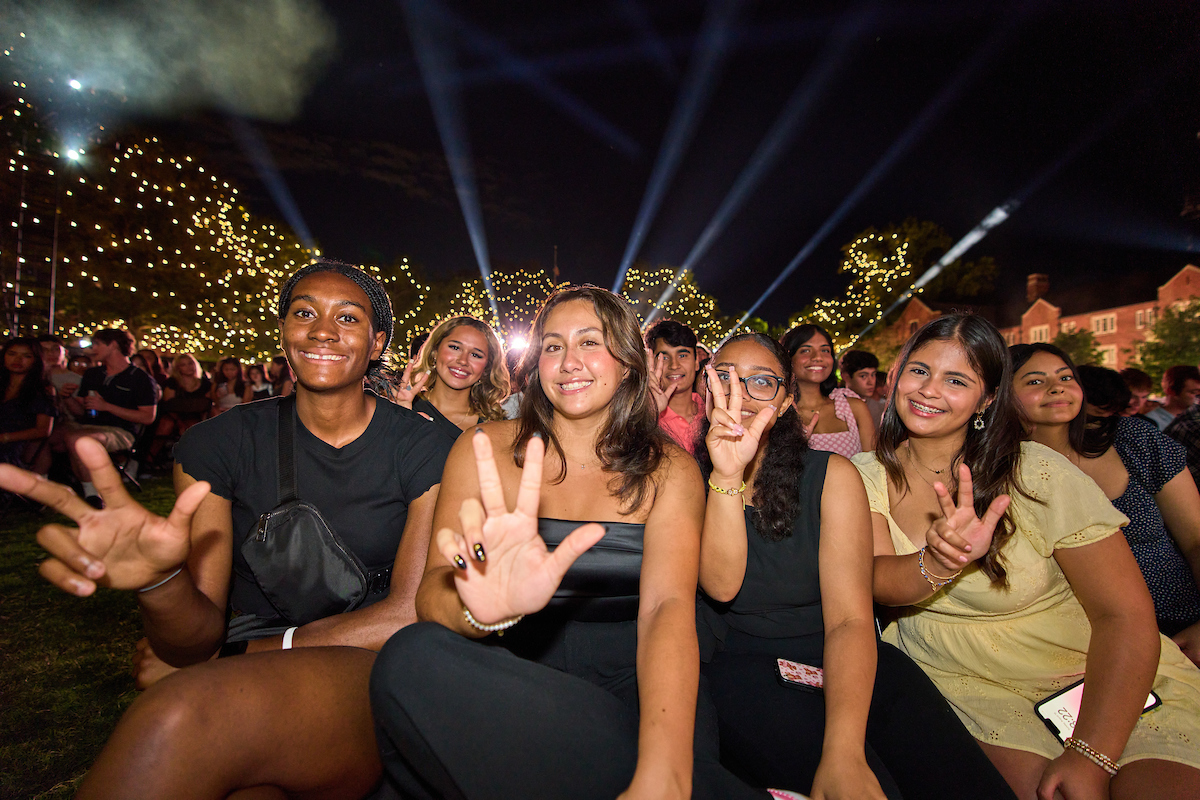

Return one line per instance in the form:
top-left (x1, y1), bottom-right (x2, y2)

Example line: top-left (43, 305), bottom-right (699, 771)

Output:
top-left (1146, 308), bottom-right (1155, 327)
top-left (1003, 331), bottom-right (1017, 345)
top-left (1030, 324), bottom-right (1050, 343)
top-left (1136, 310), bottom-right (1145, 329)
top-left (1092, 314), bottom-right (1116, 335)
top-left (1060, 320), bottom-right (1077, 334)
top-left (909, 320), bottom-right (918, 335)
top-left (1099, 345), bottom-right (1117, 367)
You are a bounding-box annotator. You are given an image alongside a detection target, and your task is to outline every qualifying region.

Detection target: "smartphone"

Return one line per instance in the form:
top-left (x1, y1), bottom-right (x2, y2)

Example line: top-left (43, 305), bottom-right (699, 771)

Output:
top-left (776, 658), bottom-right (824, 692)
top-left (1034, 678), bottom-right (1161, 744)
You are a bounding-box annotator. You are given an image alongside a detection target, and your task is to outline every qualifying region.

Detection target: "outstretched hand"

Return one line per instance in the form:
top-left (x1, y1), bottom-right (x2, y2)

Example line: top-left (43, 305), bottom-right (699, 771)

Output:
top-left (704, 364), bottom-right (776, 481)
top-left (0, 437), bottom-right (210, 596)
top-left (924, 463), bottom-right (1010, 574)
top-left (393, 361), bottom-right (430, 409)
top-left (434, 431), bottom-right (606, 625)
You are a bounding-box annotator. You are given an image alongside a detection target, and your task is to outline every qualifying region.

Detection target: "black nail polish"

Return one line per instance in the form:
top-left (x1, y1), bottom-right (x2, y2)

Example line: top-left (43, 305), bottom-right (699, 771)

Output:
top-left (475, 426), bottom-right (484, 435)
top-left (453, 554), bottom-right (467, 570)
top-left (473, 542), bottom-right (486, 563)
top-left (531, 431), bottom-right (543, 440)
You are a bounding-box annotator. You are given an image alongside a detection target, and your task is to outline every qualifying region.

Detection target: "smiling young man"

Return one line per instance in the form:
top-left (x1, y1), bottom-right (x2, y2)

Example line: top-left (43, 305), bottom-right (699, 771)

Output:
top-left (646, 319), bottom-right (703, 453)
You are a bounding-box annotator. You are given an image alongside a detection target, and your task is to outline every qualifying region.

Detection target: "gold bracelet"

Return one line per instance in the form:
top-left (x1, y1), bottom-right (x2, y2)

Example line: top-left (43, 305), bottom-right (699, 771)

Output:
top-left (917, 546), bottom-right (961, 592)
top-left (707, 478), bottom-right (747, 509)
top-left (1063, 737), bottom-right (1119, 776)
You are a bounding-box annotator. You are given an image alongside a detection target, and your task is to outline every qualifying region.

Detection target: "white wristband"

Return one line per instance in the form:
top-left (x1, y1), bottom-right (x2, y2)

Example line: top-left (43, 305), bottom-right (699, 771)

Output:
top-left (281, 626), bottom-right (298, 650)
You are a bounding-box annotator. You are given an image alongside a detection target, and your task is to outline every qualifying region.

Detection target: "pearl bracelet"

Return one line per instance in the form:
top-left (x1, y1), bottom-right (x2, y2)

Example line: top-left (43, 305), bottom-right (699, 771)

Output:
top-left (1064, 737), bottom-right (1119, 776)
top-left (462, 604), bottom-right (524, 636)
top-left (917, 547), bottom-right (961, 592)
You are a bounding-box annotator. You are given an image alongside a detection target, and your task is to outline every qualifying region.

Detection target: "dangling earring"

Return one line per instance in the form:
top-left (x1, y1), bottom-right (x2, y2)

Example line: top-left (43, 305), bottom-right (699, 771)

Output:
top-left (973, 411), bottom-right (985, 431)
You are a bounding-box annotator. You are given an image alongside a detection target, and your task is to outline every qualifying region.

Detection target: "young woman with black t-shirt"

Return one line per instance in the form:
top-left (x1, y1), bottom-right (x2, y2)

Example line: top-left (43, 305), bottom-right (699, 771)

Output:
top-left (4, 260), bottom-right (454, 799)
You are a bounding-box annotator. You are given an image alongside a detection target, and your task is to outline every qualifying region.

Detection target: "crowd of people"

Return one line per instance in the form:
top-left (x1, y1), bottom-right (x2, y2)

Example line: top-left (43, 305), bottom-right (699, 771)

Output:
top-left (1, 257), bottom-right (1199, 800)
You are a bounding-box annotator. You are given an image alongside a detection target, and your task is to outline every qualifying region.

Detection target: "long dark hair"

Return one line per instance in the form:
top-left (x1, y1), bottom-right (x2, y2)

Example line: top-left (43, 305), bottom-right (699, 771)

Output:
top-left (694, 333), bottom-right (809, 541)
top-left (1077, 365), bottom-right (1129, 457)
top-left (780, 323), bottom-right (838, 396)
top-left (0, 337), bottom-right (46, 410)
top-left (877, 315), bottom-right (1029, 586)
top-left (513, 286), bottom-right (669, 514)
top-left (1009, 343), bottom-right (1089, 456)
top-left (214, 357), bottom-right (246, 396)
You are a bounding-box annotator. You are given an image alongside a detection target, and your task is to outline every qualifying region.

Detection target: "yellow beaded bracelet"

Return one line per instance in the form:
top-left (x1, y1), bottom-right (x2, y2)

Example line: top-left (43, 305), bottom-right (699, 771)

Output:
top-left (708, 478), bottom-right (747, 509)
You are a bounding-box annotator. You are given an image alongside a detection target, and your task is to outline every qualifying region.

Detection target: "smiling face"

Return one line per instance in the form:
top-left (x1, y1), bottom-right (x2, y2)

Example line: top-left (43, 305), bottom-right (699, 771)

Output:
top-left (894, 339), bottom-right (989, 441)
top-left (433, 324), bottom-right (490, 391)
top-left (651, 337), bottom-right (698, 395)
top-left (278, 271), bottom-right (385, 394)
top-left (708, 339), bottom-right (793, 435)
top-left (790, 333), bottom-right (834, 386)
top-left (1012, 350), bottom-right (1083, 426)
top-left (537, 299), bottom-right (624, 421)
top-left (4, 343), bottom-right (37, 376)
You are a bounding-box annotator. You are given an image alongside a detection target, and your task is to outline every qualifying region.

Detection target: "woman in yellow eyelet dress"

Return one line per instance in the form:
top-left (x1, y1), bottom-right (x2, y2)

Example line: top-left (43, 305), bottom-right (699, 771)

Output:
top-left (853, 314), bottom-right (1200, 800)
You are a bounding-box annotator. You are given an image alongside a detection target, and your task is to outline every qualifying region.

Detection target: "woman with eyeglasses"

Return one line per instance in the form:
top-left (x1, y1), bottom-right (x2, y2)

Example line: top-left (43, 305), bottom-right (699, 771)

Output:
top-left (693, 333), bottom-right (1013, 799)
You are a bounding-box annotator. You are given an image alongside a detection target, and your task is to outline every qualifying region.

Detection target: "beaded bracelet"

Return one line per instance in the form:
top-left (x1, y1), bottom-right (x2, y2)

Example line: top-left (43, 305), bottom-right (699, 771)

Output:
top-left (462, 604), bottom-right (524, 637)
top-left (708, 478), bottom-right (747, 509)
top-left (917, 547), bottom-right (961, 592)
top-left (1063, 737), bottom-right (1120, 776)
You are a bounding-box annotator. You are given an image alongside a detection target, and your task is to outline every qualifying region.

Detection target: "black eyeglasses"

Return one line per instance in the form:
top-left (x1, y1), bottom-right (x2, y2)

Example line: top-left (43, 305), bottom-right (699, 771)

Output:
top-left (706, 370), bottom-right (785, 401)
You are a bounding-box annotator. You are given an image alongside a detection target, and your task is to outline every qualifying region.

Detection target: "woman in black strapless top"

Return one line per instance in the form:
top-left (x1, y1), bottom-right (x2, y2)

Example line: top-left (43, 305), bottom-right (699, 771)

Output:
top-left (695, 334), bottom-right (1014, 800)
top-left (370, 287), bottom-right (763, 799)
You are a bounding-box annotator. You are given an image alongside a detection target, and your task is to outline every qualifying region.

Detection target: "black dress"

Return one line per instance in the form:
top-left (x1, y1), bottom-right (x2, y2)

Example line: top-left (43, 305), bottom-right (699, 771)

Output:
top-left (698, 449), bottom-right (1016, 800)
top-left (370, 519), bottom-right (763, 800)
top-left (412, 397), bottom-right (476, 443)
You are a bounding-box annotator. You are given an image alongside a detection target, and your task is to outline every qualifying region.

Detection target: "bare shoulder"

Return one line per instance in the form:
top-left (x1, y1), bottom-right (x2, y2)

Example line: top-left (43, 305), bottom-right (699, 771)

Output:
top-left (656, 439), bottom-right (703, 489)
top-left (823, 453), bottom-right (867, 497)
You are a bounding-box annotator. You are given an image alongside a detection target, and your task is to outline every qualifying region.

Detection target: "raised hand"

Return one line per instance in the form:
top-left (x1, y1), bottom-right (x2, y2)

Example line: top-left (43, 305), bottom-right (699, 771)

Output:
top-left (393, 360), bottom-right (430, 409)
top-left (0, 437), bottom-right (211, 596)
top-left (704, 364), bottom-right (776, 481)
top-left (802, 410), bottom-right (820, 438)
top-left (647, 350), bottom-right (674, 415)
top-left (924, 463), bottom-right (1011, 574)
top-left (435, 431), bottom-right (606, 624)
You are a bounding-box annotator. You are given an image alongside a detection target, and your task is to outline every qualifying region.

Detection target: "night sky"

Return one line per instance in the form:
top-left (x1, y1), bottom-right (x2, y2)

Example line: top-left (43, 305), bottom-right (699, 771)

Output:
top-left (33, 0), bottom-right (1200, 324)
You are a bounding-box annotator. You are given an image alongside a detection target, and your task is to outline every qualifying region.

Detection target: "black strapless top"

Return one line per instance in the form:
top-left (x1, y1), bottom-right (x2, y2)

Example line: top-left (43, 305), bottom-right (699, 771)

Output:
top-left (539, 518), bottom-right (644, 622)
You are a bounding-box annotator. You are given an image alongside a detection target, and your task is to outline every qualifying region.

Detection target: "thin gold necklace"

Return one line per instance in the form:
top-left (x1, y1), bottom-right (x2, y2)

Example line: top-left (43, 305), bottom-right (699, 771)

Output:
top-left (906, 444), bottom-right (952, 475)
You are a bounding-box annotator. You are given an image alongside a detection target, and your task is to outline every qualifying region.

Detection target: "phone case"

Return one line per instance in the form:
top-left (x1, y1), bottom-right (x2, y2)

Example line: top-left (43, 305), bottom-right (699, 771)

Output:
top-left (1034, 677), bottom-right (1161, 744)
top-left (776, 658), bottom-right (824, 691)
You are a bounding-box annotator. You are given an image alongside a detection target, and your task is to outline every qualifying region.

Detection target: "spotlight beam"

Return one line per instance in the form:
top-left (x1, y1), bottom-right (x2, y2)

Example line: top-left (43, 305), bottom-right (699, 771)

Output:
top-left (432, 1), bottom-right (641, 158)
top-left (227, 116), bottom-right (316, 252)
top-left (401, 0), bottom-right (500, 323)
top-left (848, 44), bottom-right (1200, 347)
top-left (722, 9), bottom-right (1026, 344)
top-left (612, 0), bottom-right (742, 292)
top-left (645, 4), bottom-right (874, 322)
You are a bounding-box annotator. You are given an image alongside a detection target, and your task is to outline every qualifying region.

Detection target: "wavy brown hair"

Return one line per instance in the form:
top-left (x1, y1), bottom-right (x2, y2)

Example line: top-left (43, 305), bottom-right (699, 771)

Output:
top-left (877, 314), bottom-right (1031, 587)
top-left (513, 286), bottom-right (669, 513)
top-left (416, 316), bottom-right (510, 421)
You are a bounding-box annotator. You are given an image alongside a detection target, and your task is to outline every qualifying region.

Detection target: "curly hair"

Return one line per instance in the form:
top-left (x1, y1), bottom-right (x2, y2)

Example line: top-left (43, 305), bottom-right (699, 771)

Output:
top-left (513, 286), bottom-right (669, 514)
top-left (693, 333), bottom-right (809, 541)
top-left (877, 314), bottom-right (1031, 587)
top-left (415, 316), bottom-right (510, 421)
top-left (780, 323), bottom-right (838, 396)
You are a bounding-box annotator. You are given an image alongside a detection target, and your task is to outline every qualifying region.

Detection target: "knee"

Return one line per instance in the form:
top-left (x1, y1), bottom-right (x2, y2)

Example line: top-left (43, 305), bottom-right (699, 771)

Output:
top-left (371, 623), bottom-right (460, 708)
top-left (115, 670), bottom-right (227, 759)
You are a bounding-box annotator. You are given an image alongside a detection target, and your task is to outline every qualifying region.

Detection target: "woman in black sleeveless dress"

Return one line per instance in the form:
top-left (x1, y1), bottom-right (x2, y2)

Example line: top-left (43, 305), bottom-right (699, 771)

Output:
top-left (695, 333), bottom-right (1015, 799)
top-left (370, 287), bottom-right (763, 799)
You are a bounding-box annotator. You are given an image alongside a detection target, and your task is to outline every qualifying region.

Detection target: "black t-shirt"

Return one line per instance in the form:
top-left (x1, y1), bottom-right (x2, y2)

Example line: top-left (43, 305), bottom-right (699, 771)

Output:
top-left (78, 364), bottom-right (157, 431)
top-left (175, 395), bottom-right (455, 619)
top-left (0, 385), bottom-right (57, 433)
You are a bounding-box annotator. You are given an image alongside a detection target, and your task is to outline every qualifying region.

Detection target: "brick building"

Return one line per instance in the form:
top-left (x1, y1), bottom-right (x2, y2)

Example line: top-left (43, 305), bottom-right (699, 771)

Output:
top-left (879, 264), bottom-right (1200, 371)
top-left (996, 265), bottom-right (1200, 370)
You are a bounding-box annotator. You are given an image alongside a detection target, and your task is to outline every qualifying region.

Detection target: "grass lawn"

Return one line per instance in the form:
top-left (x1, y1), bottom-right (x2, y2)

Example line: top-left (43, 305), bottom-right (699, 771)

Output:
top-left (0, 478), bottom-right (178, 800)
